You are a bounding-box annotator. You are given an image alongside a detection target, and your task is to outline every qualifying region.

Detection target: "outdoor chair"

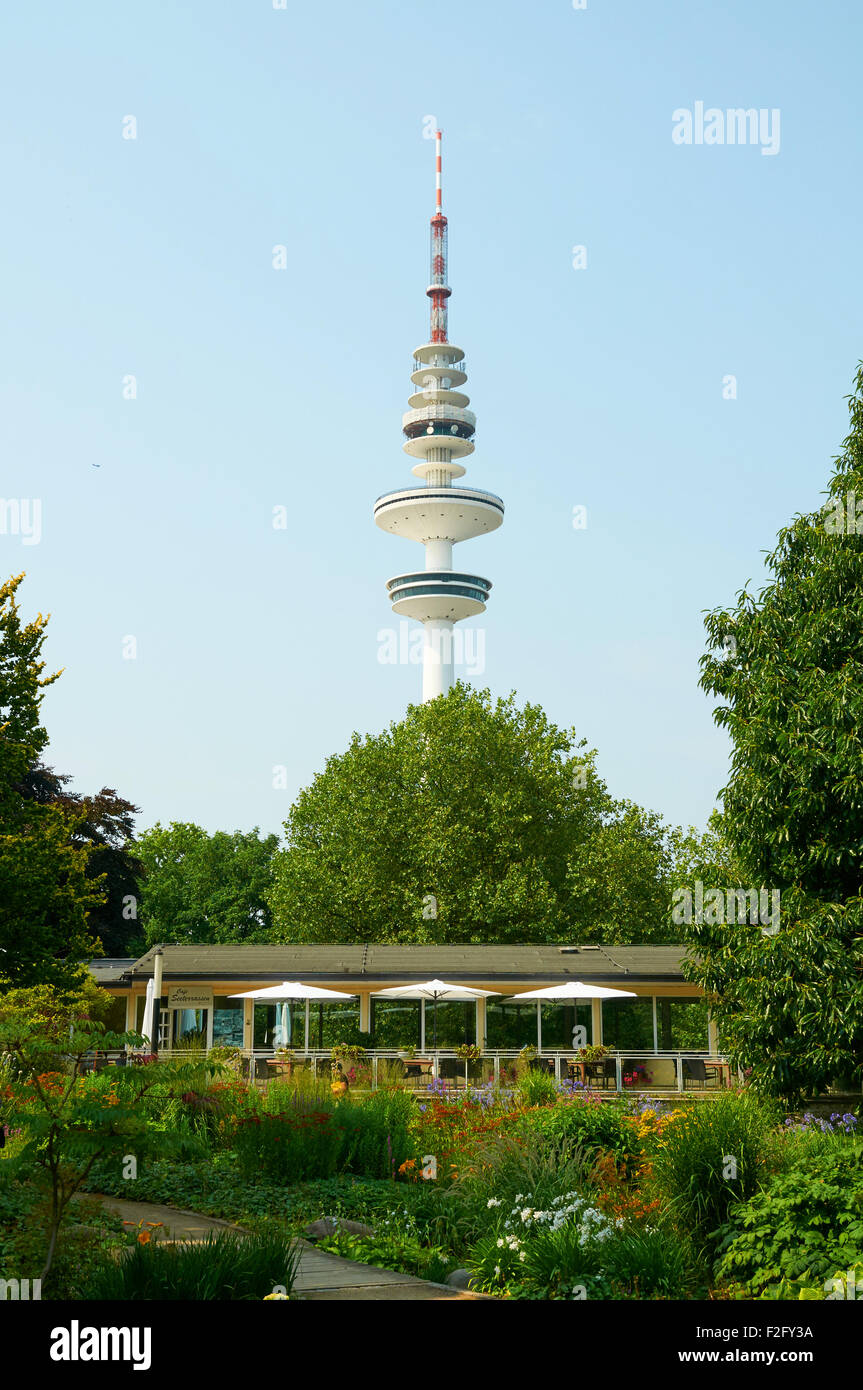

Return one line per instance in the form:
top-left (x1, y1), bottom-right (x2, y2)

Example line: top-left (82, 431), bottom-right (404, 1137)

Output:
top-left (682, 1057), bottom-right (721, 1090)
top-left (584, 1058), bottom-right (617, 1090)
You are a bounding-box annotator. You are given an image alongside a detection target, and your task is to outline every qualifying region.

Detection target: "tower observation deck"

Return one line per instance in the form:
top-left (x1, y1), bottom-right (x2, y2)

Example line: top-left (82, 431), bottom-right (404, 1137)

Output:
top-left (374, 131), bottom-right (504, 701)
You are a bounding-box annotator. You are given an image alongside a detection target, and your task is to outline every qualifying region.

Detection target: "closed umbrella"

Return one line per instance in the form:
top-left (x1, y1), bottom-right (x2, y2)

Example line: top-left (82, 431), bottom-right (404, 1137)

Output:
top-left (140, 977), bottom-right (155, 1051)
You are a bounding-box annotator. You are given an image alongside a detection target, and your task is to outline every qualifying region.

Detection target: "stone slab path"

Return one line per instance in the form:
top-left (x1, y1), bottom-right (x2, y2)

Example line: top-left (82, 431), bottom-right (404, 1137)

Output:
top-left (89, 1194), bottom-right (491, 1301)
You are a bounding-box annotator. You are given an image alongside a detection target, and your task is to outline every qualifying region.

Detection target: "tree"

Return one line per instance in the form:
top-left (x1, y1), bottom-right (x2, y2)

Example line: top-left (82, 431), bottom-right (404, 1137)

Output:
top-left (17, 766), bottom-right (145, 956)
top-left (269, 684), bottom-right (673, 944)
top-left (136, 822), bottom-right (279, 945)
top-left (0, 574), bottom-right (100, 991)
top-left (685, 366), bottom-right (863, 1099)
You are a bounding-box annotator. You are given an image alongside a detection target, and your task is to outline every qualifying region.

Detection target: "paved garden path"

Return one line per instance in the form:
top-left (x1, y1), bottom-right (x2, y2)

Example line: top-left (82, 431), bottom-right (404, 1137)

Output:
top-left (90, 1194), bottom-right (491, 1301)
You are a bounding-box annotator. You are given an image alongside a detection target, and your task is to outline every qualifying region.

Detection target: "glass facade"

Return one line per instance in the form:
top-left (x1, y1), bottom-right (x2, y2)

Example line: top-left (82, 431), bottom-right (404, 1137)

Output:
top-left (171, 1008), bottom-right (207, 1047)
top-left (212, 996), bottom-right (244, 1047)
top-left (253, 1001), bottom-right (305, 1049)
top-left (539, 1001), bottom-right (593, 1050)
top-left (655, 997), bottom-right (709, 1051)
top-left (428, 1000), bottom-right (474, 1049)
top-left (371, 998), bottom-right (421, 1049)
top-left (308, 999), bottom-right (361, 1050)
top-left (486, 999), bottom-right (538, 1049)
top-left (601, 997), bottom-right (654, 1051)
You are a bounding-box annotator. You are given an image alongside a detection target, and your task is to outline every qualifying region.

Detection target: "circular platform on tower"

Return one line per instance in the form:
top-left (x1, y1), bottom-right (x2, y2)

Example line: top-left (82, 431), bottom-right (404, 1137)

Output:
top-left (386, 570), bottom-right (492, 621)
top-left (374, 486), bottom-right (504, 544)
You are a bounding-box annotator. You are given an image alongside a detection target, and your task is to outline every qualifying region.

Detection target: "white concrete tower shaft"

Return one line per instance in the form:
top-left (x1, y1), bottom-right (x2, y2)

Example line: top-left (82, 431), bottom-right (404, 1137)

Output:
top-left (374, 131), bottom-right (504, 702)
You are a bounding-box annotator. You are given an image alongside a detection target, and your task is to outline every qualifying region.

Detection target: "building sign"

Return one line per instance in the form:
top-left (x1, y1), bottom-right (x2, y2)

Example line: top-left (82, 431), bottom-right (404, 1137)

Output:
top-left (167, 987), bottom-right (213, 1009)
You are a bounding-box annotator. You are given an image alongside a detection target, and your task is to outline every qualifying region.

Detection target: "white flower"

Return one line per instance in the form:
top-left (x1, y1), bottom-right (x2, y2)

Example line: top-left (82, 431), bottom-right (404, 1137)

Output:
top-left (487, 1197), bottom-right (502, 1208)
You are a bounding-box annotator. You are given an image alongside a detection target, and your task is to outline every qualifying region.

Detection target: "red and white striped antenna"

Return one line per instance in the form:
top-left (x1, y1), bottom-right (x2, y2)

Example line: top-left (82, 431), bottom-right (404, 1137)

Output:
top-left (428, 129), bottom-right (450, 343)
top-left (435, 129), bottom-right (442, 214)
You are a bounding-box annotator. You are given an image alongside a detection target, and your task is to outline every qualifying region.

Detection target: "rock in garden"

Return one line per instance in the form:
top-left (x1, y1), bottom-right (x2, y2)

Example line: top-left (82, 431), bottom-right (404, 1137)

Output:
top-left (445, 1268), bottom-right (476, 1290)
top-left (304, 1217), bottom-right (375, 1240)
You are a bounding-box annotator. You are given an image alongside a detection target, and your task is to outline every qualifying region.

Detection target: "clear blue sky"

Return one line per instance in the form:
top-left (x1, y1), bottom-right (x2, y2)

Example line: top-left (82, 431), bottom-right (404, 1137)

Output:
top-left (2, 1), bottom-right (861, 841)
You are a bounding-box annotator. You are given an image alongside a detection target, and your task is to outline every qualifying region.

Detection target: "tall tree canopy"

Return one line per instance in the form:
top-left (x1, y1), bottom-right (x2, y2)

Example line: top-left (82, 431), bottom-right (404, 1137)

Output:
top-left (17, 766), bottom-right (145, 957)
top-left (269, 684), bottom-right (673, 944)
top-left (0, 574), bottom-right (100, 991)
top-left (685, 366), bottom-right (863, 1100)
top-left (137, 822), bottom-right (279, 945)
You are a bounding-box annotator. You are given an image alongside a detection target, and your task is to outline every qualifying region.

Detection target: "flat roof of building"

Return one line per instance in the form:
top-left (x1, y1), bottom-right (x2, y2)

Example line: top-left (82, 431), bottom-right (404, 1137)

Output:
top-left (94, 942), bottom-right (689, 985)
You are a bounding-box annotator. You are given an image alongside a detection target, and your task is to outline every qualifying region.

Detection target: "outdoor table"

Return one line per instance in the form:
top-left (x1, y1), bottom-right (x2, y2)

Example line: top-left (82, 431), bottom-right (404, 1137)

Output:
top-left (402, 1058), bottom-right (434, 1085)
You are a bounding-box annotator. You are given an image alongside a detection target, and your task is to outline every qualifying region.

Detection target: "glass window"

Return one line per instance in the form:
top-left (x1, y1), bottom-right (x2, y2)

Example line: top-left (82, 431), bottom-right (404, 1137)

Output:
top-left (212, 996), bottom-right (244, 1048)
top-left (540, 1001), bottom-right (593, 1050)
top-left (486, 999), bottom-right (538, 1050)
top-left (309, 999), bottom-right (361, 1050)
top-left (371, 999), bottom-right (421, 1049)
top-left (601, 997), bottom-right (654, 1051)
top-left (253, 1001), bottom-right (306, 1050)
top-left (428, 1000), bottom-right (474, 1049)
top-left (171, 1008), bottom-right (208, 1048)
top-left (656, 997), bottom-right (709, 1051)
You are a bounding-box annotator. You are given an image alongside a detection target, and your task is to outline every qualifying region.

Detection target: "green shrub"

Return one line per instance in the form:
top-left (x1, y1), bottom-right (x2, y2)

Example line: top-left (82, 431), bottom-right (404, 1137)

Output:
top-left (88, 1229), bottom-right (299, 1300)
top-left (598, 1224), bottom-right (696, 1299)
top-left (336, 1089), bottom-right (414, 1178)
top-left (448, 1132), bottom-right (593, 1248)
top-left (516, 1071), bottom-right (558, 1108)
top-left (233, 1109), bottom-right (343, 1184)
top-left (649, 1092), bottom-right (780, 1245)
top-left (517, 1094), bottom-right (638, 1169)
top-left (714, 1140), bottom-right (863, 1298)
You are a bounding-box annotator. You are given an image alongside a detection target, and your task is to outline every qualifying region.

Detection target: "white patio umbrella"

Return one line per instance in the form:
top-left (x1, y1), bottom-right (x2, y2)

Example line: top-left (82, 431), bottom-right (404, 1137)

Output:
top-left (509, 980), bottom-right (637, 1052)
top-left (228, 982), bottom-right (358, 1054)
top-left (371, 979), bottom-right (499, 1052)
top-left (508, 982), bottom-right (637, 1001)
top-left (228, 982), bottom-right (358, 1001)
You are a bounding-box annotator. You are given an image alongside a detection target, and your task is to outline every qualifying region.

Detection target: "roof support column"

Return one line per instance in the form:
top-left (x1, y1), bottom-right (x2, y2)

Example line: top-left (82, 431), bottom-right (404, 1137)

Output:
top-left (591, 997), bottom-right (602, 1047)
top-left (359, 990), bottom-right (371, 1034)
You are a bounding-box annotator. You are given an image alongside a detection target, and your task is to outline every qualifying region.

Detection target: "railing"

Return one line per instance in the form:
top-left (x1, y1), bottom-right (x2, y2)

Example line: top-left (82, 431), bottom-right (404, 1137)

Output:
top-left (413, 357), bottom-right (467, 374)
top-left (375, 486), bottom-right (504, 510)
top-left (136, 1048), bottom-right (734, 1094)
top-left (402, 405), bottom-right (476, 429)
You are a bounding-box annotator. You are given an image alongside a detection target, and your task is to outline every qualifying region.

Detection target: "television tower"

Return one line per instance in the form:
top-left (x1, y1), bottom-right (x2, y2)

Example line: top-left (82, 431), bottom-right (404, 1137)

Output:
top-left (374, 131), bottom-right (504, 701)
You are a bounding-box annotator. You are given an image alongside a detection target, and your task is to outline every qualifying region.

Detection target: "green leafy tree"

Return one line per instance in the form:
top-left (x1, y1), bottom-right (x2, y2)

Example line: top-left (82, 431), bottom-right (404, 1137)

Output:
top-left (137, 822), bottom-right (279, 945)
top-left (17, 766), bottom-right (145, 956)
top-left (0, 1018), bottom-right (176, 1285)
top-left (0, 574), bottom-right (101, 991)
top-left (686, 367), bottom-right (863, 1099)
top-left (270, 684), bottom-right (672, 944)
